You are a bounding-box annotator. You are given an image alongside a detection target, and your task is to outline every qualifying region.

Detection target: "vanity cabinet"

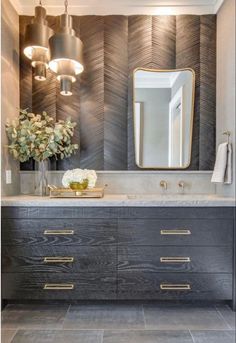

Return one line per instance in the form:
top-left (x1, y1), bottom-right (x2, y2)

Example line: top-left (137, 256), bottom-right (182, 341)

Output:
top-left (1, 206), bottom-right (235, 308)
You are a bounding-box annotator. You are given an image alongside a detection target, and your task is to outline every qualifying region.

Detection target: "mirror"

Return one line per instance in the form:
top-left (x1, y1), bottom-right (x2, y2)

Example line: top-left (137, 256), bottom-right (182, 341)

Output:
top-left (133, 68), bottom-right (195, 169)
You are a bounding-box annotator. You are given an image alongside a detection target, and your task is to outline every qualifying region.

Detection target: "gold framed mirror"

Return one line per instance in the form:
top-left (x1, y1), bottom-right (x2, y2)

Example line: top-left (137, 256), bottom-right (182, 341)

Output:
top-left (133, 68), bottom-right (195, 169)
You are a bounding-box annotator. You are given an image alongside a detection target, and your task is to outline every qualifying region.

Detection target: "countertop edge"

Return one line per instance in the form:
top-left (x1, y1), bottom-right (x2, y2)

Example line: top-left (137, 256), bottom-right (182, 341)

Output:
top-left (1, 196), bottom-right (235, 207)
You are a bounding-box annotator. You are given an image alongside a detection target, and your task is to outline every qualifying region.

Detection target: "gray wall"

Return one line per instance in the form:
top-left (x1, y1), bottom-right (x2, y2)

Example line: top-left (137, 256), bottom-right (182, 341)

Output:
top-left (136, 88), bottom-right (170, 166)
top-left (216, 0), bottom-right (235, 197)
top-left (1, 0), bottom-right (20, 196)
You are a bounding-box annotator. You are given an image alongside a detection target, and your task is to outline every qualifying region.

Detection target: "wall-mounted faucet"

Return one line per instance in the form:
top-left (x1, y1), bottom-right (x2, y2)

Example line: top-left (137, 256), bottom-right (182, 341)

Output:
top-left (160, 180), bottom-right (168, 191)
top-left (178, 180), bottom-right (185, 192)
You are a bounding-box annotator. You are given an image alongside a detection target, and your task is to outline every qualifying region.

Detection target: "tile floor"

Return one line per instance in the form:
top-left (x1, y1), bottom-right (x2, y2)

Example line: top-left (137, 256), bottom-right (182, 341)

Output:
top-left (1, 302), bottom-right (235, 343)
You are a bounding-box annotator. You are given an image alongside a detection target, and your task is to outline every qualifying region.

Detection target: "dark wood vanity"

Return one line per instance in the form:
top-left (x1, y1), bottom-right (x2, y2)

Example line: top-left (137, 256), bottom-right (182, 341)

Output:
top-left (1, 206), bottom-right (235, 310)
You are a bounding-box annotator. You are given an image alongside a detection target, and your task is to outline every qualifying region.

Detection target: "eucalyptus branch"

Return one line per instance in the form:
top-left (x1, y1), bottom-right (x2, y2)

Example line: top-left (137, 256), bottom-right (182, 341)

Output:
top-left (5, 109), bottom-right (79, 162)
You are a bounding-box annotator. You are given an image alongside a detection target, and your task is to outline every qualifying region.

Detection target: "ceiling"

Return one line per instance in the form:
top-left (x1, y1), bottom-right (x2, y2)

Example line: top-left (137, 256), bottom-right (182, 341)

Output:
top-left (10, 0), bottom-right (224, 15)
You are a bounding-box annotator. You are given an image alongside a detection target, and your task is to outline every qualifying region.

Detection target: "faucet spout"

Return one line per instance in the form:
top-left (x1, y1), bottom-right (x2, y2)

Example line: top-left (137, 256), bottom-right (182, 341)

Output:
top-left (160, 180), bottom-right (168, 191)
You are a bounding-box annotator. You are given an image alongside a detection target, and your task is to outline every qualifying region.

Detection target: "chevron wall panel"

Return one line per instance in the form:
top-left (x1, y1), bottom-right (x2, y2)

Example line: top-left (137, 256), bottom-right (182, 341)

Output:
top-left (19, 14), bottom-right (216, 171)
top-left (128, 16), bottom-right (152, 170)
top-left (19, 16), bottom-right (34, 171)
top-left (79, 16), bottom-right (104, 170)
top-left (104, 16), bottom-right (128, 170)
top-left (199, 15), bottom-right (216, 170)
top-left (56, 16), bottom-right (81, 170)
top-left (176, 15), bottom-right (200, 170)
top-left (152, 16), bottom-right (176, 69)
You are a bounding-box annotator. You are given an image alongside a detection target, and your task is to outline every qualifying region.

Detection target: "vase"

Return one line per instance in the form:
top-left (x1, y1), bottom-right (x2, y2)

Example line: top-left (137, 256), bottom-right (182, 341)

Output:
top-left (34, 159), bottom-right (49, 196)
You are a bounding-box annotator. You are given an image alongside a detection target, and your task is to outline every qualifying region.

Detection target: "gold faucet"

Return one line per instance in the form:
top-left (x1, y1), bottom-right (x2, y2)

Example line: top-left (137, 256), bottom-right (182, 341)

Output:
top-left (178, 180), bottom-right (185, 192)
top-left (160, 180), bottom-right (168, 191)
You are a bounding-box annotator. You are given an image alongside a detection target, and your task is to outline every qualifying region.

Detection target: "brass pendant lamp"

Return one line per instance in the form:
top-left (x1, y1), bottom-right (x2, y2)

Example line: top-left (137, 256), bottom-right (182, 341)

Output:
top-left (49, 0), bottom-right (84, 96)
top-left (23, 1), bottom-right (53, 81)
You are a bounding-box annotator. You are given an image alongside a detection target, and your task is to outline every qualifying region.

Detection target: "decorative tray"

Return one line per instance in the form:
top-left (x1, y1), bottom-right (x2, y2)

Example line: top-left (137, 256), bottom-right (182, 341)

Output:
top-left (48, 186), bottom-right (104, 198)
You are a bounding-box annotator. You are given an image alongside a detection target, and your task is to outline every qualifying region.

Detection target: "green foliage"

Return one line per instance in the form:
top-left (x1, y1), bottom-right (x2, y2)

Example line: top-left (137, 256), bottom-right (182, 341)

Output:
top-left (5, 109), bottom-right (79, 162)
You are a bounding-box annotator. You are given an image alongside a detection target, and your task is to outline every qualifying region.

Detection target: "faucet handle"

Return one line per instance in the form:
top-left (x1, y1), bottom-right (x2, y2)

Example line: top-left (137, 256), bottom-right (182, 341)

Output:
top-left (160, 180), bottom-right (168, 191)
top-left (178, 180), bottom-right (185, 192)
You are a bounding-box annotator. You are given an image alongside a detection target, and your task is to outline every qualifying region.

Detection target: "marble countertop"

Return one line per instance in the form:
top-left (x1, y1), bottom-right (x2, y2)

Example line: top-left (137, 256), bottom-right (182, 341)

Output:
top-left (1, 194), bottom-right (235, 207)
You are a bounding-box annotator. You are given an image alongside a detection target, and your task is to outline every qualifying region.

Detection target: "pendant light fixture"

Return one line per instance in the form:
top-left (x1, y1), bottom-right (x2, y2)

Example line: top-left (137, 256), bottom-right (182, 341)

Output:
top-left (49, 0), bottom-right (84, 96)
top-left (23, 1), bottom-right (53, 81)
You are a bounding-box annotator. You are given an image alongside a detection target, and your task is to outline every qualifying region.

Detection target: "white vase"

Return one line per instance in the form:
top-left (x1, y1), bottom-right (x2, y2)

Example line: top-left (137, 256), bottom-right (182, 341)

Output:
top-left (34, 159), bottom-right (49, 196)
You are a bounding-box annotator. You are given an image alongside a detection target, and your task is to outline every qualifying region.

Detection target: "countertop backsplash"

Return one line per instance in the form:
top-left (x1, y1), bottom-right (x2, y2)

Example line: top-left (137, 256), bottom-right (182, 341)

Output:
top-left (20, 171), bottom-right (215, 195)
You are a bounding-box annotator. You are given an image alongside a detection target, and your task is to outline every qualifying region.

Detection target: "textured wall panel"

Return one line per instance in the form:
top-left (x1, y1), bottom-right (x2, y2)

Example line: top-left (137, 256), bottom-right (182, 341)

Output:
top-left (199, 15), bottom-right (216, 170)
top-left (152, 16), bottom-right (176, 69)
top-left (19, 16), bottom-right (34, 170)
top-left (176, 15), bottom-right (201, 170)
top-left (104, 16), bottom-right (128, 170)
top-left (56, 16), bottom-right (81, 170)
top-left (128, 16), bottom-right (152, 170)
top-left (79, 16), bottom-right (104, 170)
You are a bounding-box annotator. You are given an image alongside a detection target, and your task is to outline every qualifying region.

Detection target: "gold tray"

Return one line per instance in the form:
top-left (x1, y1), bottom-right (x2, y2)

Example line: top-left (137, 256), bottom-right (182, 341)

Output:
top-left (48, 186), bottom-right (104, 198)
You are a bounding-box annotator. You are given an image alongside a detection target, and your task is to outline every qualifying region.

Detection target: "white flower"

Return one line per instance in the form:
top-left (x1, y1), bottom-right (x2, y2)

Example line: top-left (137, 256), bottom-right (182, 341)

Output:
top-left (62, 169), bottom-right (97, 188)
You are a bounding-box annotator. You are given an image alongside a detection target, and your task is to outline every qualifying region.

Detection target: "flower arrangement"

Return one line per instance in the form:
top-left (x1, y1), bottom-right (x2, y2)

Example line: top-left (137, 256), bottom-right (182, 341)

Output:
top-left (62, 169), bottom-right (97, 190)
top-left (5, 109), bottom-right (78, 162)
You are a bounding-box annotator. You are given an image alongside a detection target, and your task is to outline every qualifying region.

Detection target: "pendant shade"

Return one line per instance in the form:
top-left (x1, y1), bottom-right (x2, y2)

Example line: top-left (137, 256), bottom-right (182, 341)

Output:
top-left (49, 13), bottom-right (84, 96)
top-left (23, 5), bottom-right (53, 81)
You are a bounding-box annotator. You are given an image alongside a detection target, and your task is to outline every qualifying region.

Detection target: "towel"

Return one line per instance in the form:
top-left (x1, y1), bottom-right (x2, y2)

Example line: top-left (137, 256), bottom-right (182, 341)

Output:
top-left (211, 142), bottom-right (232, 184)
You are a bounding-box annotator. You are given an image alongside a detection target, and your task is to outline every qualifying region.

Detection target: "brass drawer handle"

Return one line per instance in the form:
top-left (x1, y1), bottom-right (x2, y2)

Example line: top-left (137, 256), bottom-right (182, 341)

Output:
top-left (43, 283), bottom-right (74, 290)
top-left (160, 283), bottom-right (191, 290)
top-left (160, 257), bottom-right (191, 263)
top-left (44, 230), bottom-right (74, 235)
top-left (43, 257), bottom-right (74, 263)
top-left (160, 229), bottom-right (191, 235)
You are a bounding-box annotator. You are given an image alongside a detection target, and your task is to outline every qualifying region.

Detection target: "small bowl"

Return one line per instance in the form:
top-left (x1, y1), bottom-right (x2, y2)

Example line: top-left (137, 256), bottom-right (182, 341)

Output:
top-left (69, 180), bottom-right (89, 191)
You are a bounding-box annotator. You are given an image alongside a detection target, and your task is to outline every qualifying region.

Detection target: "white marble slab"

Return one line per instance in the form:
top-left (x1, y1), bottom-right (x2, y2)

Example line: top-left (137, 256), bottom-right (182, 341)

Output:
top-left (1, 194), bottom-right (235, 207)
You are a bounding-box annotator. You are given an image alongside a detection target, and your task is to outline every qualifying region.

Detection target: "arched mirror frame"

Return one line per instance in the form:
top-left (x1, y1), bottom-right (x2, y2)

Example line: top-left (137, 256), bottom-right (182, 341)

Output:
top-left (133, 67), bottom-right (196, 169)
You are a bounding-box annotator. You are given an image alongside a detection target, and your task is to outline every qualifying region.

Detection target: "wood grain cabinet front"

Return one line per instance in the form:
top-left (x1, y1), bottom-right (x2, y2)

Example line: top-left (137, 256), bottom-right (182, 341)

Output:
top-left (2, 273), bottom-right (117, 300)
top-left (118, 272), bottom-right (232, 300)
top-left (2, 246), bottom-right (116, 273)
top-left (118, 219), bottom-right (233, 246)
top-left (1, 206), bottom-right (235, 308)
top-left (1, 219), bottom-right (117, 246)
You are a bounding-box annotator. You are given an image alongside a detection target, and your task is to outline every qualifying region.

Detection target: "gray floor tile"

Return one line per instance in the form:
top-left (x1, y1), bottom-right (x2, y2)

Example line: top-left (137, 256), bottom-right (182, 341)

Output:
top-left (103, 330), bottom-right (194, 343)
top-left (10, 330), bottom-right (103, 343)
top-left (11, 330), bottom-right (55, 343)
top-left (63, 304), bottom-right (145, 329)
top-left (2, 304), bottom-right (69, 329)
top-left (53, 330), bottom-right (103, 343)
top-left (143, 304), bottom-right (229, 330)
top-left (3, 304), bottom-right (68, 311)
top-left (190, 330), bottom-right (235, 343)
top-left (1, 329), bottom-right (17, 343)
top-left (216, 305), bottom-right (235, 329)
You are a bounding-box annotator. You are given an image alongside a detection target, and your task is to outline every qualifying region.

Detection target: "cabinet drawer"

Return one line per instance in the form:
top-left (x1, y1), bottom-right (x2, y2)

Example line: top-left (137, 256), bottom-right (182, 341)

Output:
top-left (1, 219), bottom-right (117, 246)
top-left (2, 273), bottom-right (116, 300)
top-left (118, 219), bottom-right (233, 246)
top-left (118, 246), bottom-right (232, 273)
top-left (118, 272), bottom-right (232, 300)
top-left (2, 246), bottom-right (116, 273)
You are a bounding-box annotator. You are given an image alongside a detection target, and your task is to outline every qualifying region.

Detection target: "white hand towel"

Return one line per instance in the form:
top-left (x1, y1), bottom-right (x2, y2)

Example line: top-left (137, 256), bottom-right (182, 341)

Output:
top-left (211, 142), bottom-right (232, 184)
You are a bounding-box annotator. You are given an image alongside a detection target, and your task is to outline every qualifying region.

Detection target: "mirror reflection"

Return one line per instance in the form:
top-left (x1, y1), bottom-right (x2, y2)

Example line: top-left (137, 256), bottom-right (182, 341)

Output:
top-left (133, 68), bottom-right (195, 169)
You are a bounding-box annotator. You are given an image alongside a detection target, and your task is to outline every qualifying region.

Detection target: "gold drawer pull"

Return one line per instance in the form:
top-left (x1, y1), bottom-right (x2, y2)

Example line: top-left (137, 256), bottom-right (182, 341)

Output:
top-left (160, 229), bottom-right (191, 235)
top-left (44, 230), bottom-right (74, 235)
top-left (160, 257), bottom-right (191, 263)
top-left (43, 283), bottom-right (74, 290)
top-left (43, 257), bottom-right (74, 263)
top-left (160, 283), bottom-right (191, 290)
